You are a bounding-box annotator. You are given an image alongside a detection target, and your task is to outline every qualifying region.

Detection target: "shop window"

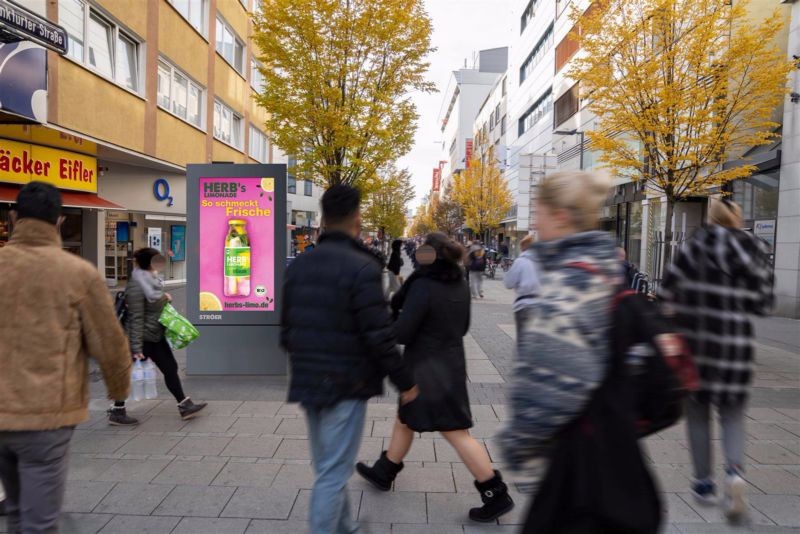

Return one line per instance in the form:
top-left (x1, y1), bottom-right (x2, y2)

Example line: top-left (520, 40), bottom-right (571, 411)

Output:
top-left (60, 1), bottom-right (142, 93)
top-left (213, 100), bottom-right (244, 150)
top-left (158, 59), bottom-right (205, 128)
top-left (216, 16), bottom-right (245, 75)
top-left (732, 175), bottom-right (779, 222)
top-left (0, 205), bottom-right (11, 248)
top-left (168, 0), bottom-right (207, 35)
top-left (60, 209), bottom-right (83, 256)
top-left (554, 83), bottom-right (580, 127)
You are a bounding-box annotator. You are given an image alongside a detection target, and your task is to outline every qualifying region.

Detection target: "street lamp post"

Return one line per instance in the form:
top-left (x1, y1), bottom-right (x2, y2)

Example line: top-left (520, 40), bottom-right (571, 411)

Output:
top-left (554, 129), bottom-right (586, 170)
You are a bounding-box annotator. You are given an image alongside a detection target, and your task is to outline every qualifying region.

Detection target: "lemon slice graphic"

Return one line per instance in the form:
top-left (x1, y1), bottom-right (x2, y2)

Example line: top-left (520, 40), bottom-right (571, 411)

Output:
top-left (199, 291), bottom-right (223, 311)
top-left (261, 178), bottom-right (275, 192)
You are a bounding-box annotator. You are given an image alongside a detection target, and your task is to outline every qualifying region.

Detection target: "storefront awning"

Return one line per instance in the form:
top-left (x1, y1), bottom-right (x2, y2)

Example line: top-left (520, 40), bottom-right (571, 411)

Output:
top-left (0, 185), bottom-right (122, 209)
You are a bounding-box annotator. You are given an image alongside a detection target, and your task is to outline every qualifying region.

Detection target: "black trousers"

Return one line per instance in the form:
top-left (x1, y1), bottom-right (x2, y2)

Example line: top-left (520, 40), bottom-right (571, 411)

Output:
top-left (144, 337), bottom-right (186, 402)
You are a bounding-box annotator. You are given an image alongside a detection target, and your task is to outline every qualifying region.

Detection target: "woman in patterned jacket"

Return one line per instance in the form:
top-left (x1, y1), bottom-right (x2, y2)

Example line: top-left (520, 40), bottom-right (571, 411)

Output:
top-left (501, 171), bottom-right (661, 533)
top-left (660, 198), bottom-right (773, 521)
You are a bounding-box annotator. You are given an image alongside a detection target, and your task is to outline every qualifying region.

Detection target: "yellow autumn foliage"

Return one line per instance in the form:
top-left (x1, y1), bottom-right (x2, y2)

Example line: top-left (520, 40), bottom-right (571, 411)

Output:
top-left (452, 143), bottom-right (512, 236)
top-left (252, 0), bottom-right (436, 189)
top-left (570, 0), bottom-right (793, 240)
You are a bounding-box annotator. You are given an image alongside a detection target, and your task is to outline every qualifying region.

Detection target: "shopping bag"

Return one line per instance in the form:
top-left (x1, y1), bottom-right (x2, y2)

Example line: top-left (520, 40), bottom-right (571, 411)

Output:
top-left (158, 303), bottom-right (200, 349)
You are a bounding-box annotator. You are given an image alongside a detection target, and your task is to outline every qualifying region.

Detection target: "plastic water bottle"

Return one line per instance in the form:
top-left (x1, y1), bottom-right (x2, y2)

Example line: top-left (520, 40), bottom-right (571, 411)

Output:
top-left (143, 360), bottom-right (158, 400)
top-left (131, 360), bottom-right (145, 401)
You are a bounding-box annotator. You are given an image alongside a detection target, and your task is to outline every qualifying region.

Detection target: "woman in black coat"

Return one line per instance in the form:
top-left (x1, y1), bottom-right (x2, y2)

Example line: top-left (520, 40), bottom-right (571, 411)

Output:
top-left (356, 232), bottom-right (514, 523)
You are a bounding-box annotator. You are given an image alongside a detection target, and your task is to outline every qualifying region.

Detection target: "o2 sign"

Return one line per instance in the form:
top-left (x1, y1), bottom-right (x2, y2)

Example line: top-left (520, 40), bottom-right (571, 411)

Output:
top-left (153, 178), bottom-right (174, 207)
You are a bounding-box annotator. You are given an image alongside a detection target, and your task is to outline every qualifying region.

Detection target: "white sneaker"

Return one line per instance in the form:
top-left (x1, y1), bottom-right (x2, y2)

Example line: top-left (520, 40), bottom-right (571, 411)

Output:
top-left (723, 473), bottom-right (748, 522)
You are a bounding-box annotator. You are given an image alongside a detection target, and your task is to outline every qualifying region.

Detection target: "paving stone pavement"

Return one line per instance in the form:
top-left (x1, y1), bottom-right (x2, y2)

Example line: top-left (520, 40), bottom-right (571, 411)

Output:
top-left (6, 273), bottom-right (797, 533)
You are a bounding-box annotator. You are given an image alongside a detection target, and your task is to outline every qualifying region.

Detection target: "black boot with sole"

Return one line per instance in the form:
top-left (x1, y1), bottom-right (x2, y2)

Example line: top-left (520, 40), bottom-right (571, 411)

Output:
top-left (469, 470), bottom-right (514, 522)
top-left (356, 451), bottom-right (404, 491)
top-left (178, 398), bottom-right (208, 420)
top-left (107, 406), bottom-right (139, 426)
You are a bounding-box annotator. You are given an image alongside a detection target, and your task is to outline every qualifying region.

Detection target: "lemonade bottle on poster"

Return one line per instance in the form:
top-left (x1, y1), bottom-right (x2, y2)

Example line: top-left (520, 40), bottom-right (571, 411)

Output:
top-left (224, 219), bottom-right (251, 297)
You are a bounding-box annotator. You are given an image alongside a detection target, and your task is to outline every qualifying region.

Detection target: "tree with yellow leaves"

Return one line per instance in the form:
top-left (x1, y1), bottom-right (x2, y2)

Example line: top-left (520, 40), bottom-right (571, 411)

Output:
top-left (252, 0), bottom-right (435, 189)
top-left (432, 185), bottom-right (464, 237)
top-left (452, 142), bottom-right (512, 239)
top-left (362, 165), bottom-right (416, 239)
top-left (570, 0), bottom-right (793, 259)
top-left (410, 201), bottom-right (435, 236)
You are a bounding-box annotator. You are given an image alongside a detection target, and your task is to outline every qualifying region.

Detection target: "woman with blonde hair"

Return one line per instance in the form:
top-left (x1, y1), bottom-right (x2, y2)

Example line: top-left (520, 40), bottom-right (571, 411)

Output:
top-left (500, 171), bottom-right (661, 533)
top-left (661, 197), bottom-right (773, 521)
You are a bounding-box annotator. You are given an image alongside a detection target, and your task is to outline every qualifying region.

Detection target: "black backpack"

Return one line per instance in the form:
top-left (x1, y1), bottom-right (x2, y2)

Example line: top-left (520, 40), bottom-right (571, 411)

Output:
top-left (569, 262), bottom-right (698, 438)
top-left (612, 290), bottom-right (698, 437)
top-left (114, 290), bottom-right (128, 326)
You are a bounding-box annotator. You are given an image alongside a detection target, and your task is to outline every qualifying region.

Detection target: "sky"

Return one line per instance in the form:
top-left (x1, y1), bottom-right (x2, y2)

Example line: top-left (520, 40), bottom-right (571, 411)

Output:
top-left (397, 0), bottom-right (516, 209)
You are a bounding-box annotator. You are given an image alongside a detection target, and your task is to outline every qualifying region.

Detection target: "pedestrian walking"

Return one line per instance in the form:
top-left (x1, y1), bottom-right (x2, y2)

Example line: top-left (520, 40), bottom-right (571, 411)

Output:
top-left (503, 234), bottom-right (540, 321)
top-left (0, 182), bottom-right (132, 533)
top-left (109, 248), bottom-right (207, 425)
top-left (660, 198), bottom-right (773, 521)
top-left (387, 239), bottom-right (404, 295)
top-left (500, 171), bottom-right (661, 534)
top-left (281, 185), bottom-right (418, 534)
top-left (358, 232), bottom-right (514, 522)
top-left (467, 242), bottom-right (487, 298)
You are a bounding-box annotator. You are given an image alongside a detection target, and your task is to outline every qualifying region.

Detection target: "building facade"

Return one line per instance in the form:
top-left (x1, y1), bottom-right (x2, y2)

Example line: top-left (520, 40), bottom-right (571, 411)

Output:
top-left (776, 0), bottom-right (800, 317)
top-left (0, 0), bottom-right (285, 286)
top-left (437, 48), bottom-right (507, 200)
top-left (506, 0), bottom-right (558, 249)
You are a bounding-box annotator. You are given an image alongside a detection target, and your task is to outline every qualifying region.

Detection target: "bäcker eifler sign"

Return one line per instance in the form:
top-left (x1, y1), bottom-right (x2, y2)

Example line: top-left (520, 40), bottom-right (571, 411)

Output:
top-left (0, 0), bottom-right (67, 55)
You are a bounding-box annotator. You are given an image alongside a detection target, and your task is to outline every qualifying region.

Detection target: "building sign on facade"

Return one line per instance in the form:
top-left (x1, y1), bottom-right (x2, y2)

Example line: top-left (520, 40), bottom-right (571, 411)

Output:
top-left (0, 0), bottom-right (67, 54)
top-left (465, 138), bottom-right (474, 168)
top-left (432, 167), bottom-right (441, 192)
top-left (0, 138), bottom-right (97, 192)
top-left (754, 219), bottom-right (776, 251)
top-left (0, 42), bottom-right (47, 122)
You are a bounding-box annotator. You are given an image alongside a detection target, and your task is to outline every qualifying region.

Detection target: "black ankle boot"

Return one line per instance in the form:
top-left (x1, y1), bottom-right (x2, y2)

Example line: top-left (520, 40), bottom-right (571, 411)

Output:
top-left (469, 470), bottom-right (514, 522)
top-left (356, 451), bottom-right (404, 491)
top-left (107, 406), bottom-right (139, 426)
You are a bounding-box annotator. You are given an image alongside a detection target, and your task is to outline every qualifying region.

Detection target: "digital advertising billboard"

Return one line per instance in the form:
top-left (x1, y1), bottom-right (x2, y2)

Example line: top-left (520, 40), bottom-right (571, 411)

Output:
top-left (198, 176), bottom-right (276, 313)
top-left (186, 164), bottom-right (287, 374)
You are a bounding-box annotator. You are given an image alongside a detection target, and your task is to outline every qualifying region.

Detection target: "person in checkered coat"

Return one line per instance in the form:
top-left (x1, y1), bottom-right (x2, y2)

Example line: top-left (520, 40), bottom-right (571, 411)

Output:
top-left (660, 198), bottom-right (773, 521)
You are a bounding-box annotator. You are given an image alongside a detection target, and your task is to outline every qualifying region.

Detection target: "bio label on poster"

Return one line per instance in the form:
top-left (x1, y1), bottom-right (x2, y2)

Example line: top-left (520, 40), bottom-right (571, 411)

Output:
top-left (198, 177), bottom-right (275, 313)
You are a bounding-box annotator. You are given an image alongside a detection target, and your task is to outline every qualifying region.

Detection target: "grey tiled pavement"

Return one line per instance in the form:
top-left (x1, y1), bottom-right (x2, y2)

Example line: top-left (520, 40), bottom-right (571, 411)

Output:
top-left (4, 270), bottom-right (799, 534)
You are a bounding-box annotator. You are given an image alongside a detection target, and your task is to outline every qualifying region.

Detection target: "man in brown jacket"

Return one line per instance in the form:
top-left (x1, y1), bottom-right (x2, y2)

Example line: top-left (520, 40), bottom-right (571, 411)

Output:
top-left (0, 182), bottom-right (132, 533)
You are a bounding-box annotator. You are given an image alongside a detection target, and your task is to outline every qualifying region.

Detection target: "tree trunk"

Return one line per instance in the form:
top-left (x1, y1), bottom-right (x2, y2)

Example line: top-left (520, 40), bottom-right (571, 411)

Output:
top-left (663, 199), bottom-right (675, 266)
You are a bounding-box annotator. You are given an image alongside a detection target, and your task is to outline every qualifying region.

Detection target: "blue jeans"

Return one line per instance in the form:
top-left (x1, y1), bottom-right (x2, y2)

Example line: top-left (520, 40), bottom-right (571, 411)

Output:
top-left (304, 399), bottom-right (367, 534)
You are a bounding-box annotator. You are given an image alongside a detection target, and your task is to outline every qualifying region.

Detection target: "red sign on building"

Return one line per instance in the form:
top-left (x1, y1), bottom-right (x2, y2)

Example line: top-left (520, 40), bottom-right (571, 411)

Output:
top-left (432, 168), bottom-right (441, 192)
top-left (465, 138), bottom-right (474, 168)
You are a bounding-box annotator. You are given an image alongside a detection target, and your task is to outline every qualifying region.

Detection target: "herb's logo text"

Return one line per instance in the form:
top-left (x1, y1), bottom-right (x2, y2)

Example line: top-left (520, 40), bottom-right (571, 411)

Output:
top-left (203, 182), bottom-right (247, 198)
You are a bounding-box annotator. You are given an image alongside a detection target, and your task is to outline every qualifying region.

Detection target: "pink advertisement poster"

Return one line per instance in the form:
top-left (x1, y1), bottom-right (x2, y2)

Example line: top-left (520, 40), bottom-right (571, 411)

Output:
top-left (198, 177), bottom-right (275, 312)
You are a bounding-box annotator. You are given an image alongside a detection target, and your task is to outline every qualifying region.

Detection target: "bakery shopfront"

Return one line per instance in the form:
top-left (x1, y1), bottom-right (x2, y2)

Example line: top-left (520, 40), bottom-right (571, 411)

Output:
top-left (0, 132), bottom-right (121, 262)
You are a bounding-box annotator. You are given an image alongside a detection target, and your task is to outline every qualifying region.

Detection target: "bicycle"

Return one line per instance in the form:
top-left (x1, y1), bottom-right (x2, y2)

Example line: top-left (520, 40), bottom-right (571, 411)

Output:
top-left (501, 257), bottom-right (514, 272)
top-left (486, 258), bottom-right (497, 279)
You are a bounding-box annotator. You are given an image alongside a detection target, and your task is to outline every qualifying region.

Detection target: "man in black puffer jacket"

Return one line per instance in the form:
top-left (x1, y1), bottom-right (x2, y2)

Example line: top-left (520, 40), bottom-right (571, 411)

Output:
top-left (281, 184), bottom-right (417, 533)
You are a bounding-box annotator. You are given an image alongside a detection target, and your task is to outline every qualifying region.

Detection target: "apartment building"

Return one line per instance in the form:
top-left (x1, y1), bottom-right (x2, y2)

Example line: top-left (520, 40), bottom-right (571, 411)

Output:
top-left (0, 0), bottom-right (299, 286)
